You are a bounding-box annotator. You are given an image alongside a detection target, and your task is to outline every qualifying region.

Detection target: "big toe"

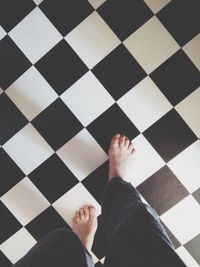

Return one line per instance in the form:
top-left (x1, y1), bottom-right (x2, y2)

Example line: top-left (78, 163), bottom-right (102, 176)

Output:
top-left (109, 134), bottom-right (120, 150)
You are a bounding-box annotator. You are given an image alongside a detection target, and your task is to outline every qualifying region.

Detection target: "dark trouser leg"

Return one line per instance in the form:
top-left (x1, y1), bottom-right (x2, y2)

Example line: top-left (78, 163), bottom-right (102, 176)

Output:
top-left (13, 228), bottom-right (94, 267)
top-left (101, 177), bottom-right (186, 267)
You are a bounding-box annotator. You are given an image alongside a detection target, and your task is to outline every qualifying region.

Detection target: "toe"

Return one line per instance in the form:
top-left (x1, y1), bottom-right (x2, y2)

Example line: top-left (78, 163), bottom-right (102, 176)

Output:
top-left (124, 137), bottom-right (130, 148)
top-left (79, 208), bottom-right (85, 220)
top-left (109, 134), bottom-right (120, 149)
top-left (131, 148), bottom-right (136, 154)
top-left (83, 206), bottom-right (90, 220)
top-left (119, 134), bottom-right (126, 147)
top-left (72, 214), bottom-right (77, 224)
top-left (89, 206), bottom-right (97, 218)
top-left (128, 142), bottom-right (135, 153)
top-left (74, 212), bottom-right (80, 223)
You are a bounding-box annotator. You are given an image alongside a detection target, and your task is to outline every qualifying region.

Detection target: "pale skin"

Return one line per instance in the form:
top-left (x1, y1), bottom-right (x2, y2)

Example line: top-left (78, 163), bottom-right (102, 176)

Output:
top-left (72, 134), bottom-right (136, 253)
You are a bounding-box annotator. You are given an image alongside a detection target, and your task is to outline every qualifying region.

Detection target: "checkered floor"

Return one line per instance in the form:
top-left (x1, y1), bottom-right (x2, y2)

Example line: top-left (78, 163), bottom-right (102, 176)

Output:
top-left (0, 0), bottom-right (200, 266)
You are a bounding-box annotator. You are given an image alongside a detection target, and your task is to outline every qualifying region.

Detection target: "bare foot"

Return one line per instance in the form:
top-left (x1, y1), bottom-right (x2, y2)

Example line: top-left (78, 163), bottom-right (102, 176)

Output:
top-left (108, 134), bottom-right (136, 182)
top-left (72, 205), bottom-right (98, 252)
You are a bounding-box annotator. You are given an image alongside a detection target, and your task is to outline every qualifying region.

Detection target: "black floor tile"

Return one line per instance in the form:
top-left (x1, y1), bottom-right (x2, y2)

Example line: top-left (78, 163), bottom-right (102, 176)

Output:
top-left (137, 165), bottom-right (189, 215)
top-left (95, 262), bottom-right (104, 267)
top-left (35, 40), bottom-right (88, 95)
top-left (0, 36), bottom-right (32, 89)
top-left (0, 0), bottom-right (36, 32)
top-left (31, 98), bottom-right (83, 150)
top-left (0, 201), bottom-right (22, 244)
top-left (0, 251), bottom-right (12, 267)
top-left (87, 103), bottom-right (140, 152)
top-left (97, 0), bottom-right (153, 40)
top-left (157, 0), bottom-right (200, 46)
top-left (39, 0), bottom-right (94, 36)
top-left (82, 161), bottom-right (109, 204)
top-left (25, 206), bottom-right (71, 241)
top-left (0, 94), bottom-right (28, 145)
top-left (143, 109), bottom-right (198, 162)
top-left (92, 44), bottom-right (146, 100)
top-left (92, 215), bottom-right (106, 259)
top-left (150, 50), bottom-right (200, 106)
top-left (0, 148), bottom-right (25, 197)
top-left (28, 154), bottom-right (79, 203)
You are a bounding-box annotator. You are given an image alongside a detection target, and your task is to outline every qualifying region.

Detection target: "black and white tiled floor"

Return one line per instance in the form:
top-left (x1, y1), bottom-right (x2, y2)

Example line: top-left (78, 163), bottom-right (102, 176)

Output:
top-left (0, 0), bottom-right (200, 266)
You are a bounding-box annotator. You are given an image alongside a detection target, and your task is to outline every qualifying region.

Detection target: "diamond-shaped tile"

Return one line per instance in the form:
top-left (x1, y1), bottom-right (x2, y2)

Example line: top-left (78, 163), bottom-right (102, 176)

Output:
top-left (3, 123), bottom-right (54, 175)
top-left (61, 71), bottom-right (114, 127)
top-left (0, 93), bottom-right (28, 145)
top-left (137, 165), bottom-right (189, 215)
top-left (143, 109), bottom-right (197, 162)
top-left (87, 103), bottom-right (140, 152)
top-left (161, 195), bottom-right (200, 244)
top-left (35, 39), bottom-right (88, 95)
top-left (1, 177), bottom-right (50, 226)
top-left (117, 77), bottom-right (172, 132)
top-left (0, 148), bottom-right (25, 197)
top-left (0, 228), bottom-right (36, 264)
top-left (65, 12), bottom-right (120, 68)
top-left (57, 129), bottom-right (108, 181)
top-left (150, 50), bottom-right (200, 106)
top-left (9, 7), bottom-right (62, 63)
top-left (93, 44), bottom-right (146, 100)
top-left (39, 0), bottom-right (94, 36)
top-left (6, 66), bottom-right (58, 121)
top-left (32, 98), bottom-right (83, 151)
top-left (0, 36), bottom-right (31, 90)
top-left (97, 0), bottom-right (153, 40)
top-left (28, 153), bottom-right (79, 203)
top-left (53, 183), bottom-right (101, 227)
top-left (25, 206), bottom-right (71, 241)
top-left (168, 140), bottom-right (200, 193)
top-left (124, 16), bottom-right (179, 74)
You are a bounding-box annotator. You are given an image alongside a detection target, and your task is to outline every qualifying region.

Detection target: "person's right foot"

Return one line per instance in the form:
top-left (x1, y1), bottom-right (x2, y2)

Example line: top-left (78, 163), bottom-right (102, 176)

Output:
top-left (108, 134), bottom-right (136, 182)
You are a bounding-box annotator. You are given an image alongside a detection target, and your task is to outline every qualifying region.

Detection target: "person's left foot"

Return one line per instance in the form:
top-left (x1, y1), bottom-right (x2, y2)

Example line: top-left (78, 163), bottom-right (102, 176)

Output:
top-left (72, 205), bottom-right (98, 252)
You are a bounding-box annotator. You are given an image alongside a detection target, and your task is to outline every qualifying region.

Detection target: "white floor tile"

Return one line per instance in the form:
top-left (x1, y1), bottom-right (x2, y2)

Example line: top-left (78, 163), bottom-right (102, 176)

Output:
top-left (175, 87), bottom-right (200, 138)
top-left (52, 183), bottom-right (101, 227)
top-left (175, 246), bottom-right (200, 267)
top-left (130, 134), bottom-right (165, 187)
top-left (124, 16), bottom-right (179, 74)
top-left (144, 0), bottom-right (171, 13)
top-left (183, 34), bottom-right (200, 71)
top-left (3, 123), bottom-right (54, 174)
top-left (57, 129), bottom-right (108, 181)
top-left (32, 0), bottom-right (43, 5)
top-left (61, 71), bottom-right (114, 126)
top-left (0, 228), bottom-right (36, 264)
top-left (167, 140), bottom-right (200, 193)
top-left (9, 7), bottom-right (62, 63)
top-left (161, 195), bottom-right (200, 244)
top-left (117, 77), bottom-right (172, 132)
top-left (1, 177), bottom-right (50, 226)
top-left (6, 67), bottom-right (58, 121)
top-left (65, 11), bottom-right (120, 68)
top-left (88, 0), bottom-right (106, 9)
top-left (100, 257), bottom-right (105, 264)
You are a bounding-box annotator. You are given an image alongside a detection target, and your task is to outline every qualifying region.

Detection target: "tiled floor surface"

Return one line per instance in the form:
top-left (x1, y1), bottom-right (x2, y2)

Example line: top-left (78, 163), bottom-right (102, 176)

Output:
top-left (0, 0), bottom-right (200, 266)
